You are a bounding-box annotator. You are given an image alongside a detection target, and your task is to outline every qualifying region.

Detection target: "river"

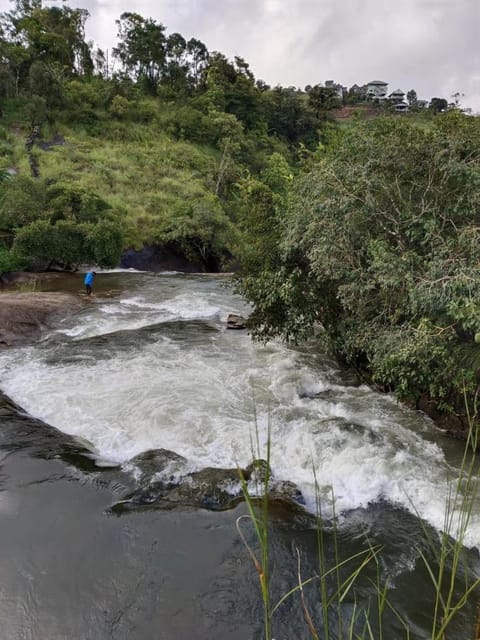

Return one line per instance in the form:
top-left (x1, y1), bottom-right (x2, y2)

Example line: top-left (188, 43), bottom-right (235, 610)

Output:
top-left (0, 270), bottom-right (479, 639)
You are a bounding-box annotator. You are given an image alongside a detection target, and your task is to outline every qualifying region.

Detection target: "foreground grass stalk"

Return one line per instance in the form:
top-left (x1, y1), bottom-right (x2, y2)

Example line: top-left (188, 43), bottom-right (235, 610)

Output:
top-left (237, 408), bottom-right (273, 639)
top-left (296, 547), bottom-right (320, 640)
top-left (239, 390), bottom-right (480, 639)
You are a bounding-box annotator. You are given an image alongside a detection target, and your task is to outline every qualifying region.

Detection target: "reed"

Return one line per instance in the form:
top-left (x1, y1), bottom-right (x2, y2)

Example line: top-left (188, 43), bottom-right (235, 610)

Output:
top-left (238, 402), bottom-right (480, 639)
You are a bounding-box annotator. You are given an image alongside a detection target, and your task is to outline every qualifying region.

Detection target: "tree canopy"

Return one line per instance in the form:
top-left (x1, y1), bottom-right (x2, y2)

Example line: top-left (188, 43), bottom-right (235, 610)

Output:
top-left (236, 112), bottom-right (480, 421)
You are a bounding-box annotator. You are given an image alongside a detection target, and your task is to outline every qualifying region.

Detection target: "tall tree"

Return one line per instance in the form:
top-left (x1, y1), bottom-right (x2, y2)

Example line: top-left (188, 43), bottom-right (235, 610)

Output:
top-left (306, 84), bottom-right (341, 119)
top-left (185, 37), bottom-right (208, 89)
top-left (163, 32), bottom-right (188, 93)
top-left (113, 12), bottom-right (166, 93)
top-left (429, 97), bottom-right (448, 113)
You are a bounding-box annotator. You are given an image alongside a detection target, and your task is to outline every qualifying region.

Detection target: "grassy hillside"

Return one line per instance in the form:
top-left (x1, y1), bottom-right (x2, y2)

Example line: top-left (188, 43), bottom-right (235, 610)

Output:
top-left (0, 96), bottom-right (260, 270)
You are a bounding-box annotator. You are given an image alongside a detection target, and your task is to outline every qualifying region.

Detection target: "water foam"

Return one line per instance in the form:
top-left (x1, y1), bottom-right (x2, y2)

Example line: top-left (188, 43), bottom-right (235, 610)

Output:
top-left (1, 274), bottom-right (479, 547)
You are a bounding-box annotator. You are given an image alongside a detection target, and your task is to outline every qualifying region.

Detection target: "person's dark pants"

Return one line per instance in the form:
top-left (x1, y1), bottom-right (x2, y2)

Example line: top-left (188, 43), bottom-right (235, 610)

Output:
top-left (85, 285), bottom-right (92, 295)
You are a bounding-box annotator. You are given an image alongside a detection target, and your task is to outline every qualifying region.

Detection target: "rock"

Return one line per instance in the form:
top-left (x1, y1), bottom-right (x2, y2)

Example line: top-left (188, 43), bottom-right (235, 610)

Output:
top-left (0, 292), bottom-right (83, 346)
top-left (272, 480), bottom-right (306, 505)
top-left (226, 313), bottom-right (246, 330)
top-left (245, 458), bottom-right (270, 483)
top-left (129, 448), bottom-right (187, 485)
top-left (0, 271), bottom-right (39, 288)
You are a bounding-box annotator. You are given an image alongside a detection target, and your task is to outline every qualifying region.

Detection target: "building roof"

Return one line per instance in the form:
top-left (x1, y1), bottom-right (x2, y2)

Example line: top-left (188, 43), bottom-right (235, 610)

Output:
top-left (368, 80), bottom-right (388, 86)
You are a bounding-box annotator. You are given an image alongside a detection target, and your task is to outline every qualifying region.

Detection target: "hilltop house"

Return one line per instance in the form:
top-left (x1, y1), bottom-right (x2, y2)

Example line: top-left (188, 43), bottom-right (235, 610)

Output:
top-left (388, 88), bottom-right (409, 112)
top-left (366, 80), bottom-right (388, 101)
top-left (388, 88), bottom-right (405, 103)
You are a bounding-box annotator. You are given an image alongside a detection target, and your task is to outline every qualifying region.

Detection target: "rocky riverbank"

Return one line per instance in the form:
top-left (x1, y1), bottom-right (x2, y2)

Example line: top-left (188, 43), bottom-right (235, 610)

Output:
top-left (0, 291), bottom-right (83, 346)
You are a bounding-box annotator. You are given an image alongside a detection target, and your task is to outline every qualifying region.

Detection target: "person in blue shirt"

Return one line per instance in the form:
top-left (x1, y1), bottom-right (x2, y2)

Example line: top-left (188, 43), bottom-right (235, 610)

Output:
top-left (84, 271), bottom-right (96, 296)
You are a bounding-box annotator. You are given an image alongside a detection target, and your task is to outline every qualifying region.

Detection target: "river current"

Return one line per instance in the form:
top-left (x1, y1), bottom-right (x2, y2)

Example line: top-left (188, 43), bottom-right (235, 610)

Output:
top-left (0, 270), bottom-right (479, 639)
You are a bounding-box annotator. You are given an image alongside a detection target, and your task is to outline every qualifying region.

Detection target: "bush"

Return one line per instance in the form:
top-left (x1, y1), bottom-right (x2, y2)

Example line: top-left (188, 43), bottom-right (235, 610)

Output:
top-left (0, 245), bottom-right (26, 275)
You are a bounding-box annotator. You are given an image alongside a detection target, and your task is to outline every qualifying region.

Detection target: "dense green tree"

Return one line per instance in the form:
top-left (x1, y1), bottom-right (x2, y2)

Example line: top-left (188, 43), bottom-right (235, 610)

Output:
top-left (237, 113), bottom-right (480, 419)
top-left (0, 243), bottom-right (25, 273)
top-left (162, 32), bottom-right (189, 94)
top-left (235, 152), bottom-right (294, 323)
top-left (263, 86), bottom-right (318, 147)
top-left (0, 0), bottom-right (92, 111)
top-left (46, 182), bottom-right (111, 224)
top-left (113, 12), bottom-right (167, 93)
top-left (185, 37), bottom-right (208, 89)
top-left (14, 217), bottom-right (123, 269)
top-left (7, 2), bottom-right (92, 75)
top-left (406, 89), bottom-right (417, 105)
top-left (89, 218), bottom-right (124, 267)
top-left (154, 192), bottom-right (236, 269)
top-left (0, 174), bottom-right (47, 232)
top-left (306, 84), bottom-right (341, 118)
top-left (429, 97), bottom-right (448, 113)
top-left (14, 218), bottom-right (88, 268)
top-left (203, 53), bottom-right (263, 130)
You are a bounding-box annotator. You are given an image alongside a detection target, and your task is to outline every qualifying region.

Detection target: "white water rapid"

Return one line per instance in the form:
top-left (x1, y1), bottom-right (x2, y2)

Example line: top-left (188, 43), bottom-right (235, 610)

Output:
top-left (1, 272), bottom-right (479, 546)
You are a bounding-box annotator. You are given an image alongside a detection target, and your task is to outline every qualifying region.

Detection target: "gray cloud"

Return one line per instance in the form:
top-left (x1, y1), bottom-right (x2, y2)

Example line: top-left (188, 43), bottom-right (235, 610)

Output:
top-left (1, 0), bottom-right (478, 110)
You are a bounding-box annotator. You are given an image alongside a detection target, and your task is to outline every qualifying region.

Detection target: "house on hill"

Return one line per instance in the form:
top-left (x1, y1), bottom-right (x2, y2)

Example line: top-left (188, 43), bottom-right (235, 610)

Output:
top-left (388, 88), bottom-right (406, 104)
top-left (366, 80), bottom-right (388, 101)
top-left (388, 89), bottom-right (409, 112)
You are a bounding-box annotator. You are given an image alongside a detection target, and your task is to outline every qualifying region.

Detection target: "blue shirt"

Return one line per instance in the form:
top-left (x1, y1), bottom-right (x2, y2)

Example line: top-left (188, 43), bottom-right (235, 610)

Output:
top-left (84, 272), bottom-right (95, 286)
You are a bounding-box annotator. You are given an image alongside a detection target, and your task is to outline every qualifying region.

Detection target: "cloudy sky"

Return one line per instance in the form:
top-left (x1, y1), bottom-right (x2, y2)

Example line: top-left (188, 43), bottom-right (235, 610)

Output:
top-left (3, 0), bottom-right (480, 111)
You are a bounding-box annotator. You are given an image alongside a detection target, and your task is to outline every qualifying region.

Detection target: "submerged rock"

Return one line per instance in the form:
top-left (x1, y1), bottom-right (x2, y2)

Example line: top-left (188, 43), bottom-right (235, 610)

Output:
top-left (0, 292), bottom-right (83, 346)
top-left (111, 454), bottom-right (305, 514)
top-left (226, 313), bottom-right (246, 330)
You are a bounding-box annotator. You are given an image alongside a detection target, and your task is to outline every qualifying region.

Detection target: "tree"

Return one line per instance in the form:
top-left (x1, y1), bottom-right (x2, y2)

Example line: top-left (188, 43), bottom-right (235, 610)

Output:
top-left (211, 111), bottom-right (244, 197)
top-left (0, 1), bottom-right (93, 106)
top-left (185, 37), bottom-right (208, 89)
top-left (406, 89), bottom-right (417, 105)
top-left (306, 84), bottom-right (341, 119)
top-left (14, 217), bottom-right (124, 269)
top-left (14, 219), bottom-right (91, 269)
top-left (113, 12), bottom-right (167, 93)
top-left (429, 97), bottom-right (448, 113)
top-left (235, 152), bottom-right (295, 330)
top-left (160, 32), bottom-right (189, 94)
top-left (237, 113), bottom-right (480, 420)
top-left (9, 3), bottom-right (92, 75)
top-left (263, 86), bottom-right (318, 147)
top-left (45, 182), bottom-right (111, 223)
top-left (203, 53), bottom-right (263, 130)
top-left (154, 192), bottom-right (236, 270)
top-left (0, 175), bottom-right (47, 232)
top-left (89, 218), bottom-right (124, 267)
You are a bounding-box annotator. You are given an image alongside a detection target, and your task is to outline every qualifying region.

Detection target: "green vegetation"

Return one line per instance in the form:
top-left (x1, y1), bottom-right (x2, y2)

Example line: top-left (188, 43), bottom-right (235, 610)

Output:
top-left (236, 111), bottom-right (480, 426)
top-left (0, 0), bottom-right (345, 273)
top-left (239, 411), bottom-right (480, 639)
top-left (0, 0), bottom-right (459, 278)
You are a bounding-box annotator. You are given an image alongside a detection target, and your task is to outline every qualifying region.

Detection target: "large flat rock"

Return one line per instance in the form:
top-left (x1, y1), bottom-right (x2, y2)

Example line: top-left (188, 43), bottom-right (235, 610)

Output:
top-left (0, 292), bottom-right (82, 346)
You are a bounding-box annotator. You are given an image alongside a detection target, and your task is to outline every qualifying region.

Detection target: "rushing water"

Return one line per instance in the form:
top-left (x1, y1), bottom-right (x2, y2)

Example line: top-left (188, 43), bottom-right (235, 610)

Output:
top-left (1, 270), bottom-right (479, 639)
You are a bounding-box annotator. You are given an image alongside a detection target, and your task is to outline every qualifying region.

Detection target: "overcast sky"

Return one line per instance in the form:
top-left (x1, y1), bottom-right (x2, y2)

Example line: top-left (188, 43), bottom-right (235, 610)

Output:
top-left (2, 0), bottom-right (479, 111)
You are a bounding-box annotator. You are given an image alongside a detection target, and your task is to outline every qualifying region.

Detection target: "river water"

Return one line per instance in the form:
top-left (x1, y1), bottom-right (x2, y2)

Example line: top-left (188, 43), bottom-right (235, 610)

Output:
top-left (0, 271), bottom-right (479, 639)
